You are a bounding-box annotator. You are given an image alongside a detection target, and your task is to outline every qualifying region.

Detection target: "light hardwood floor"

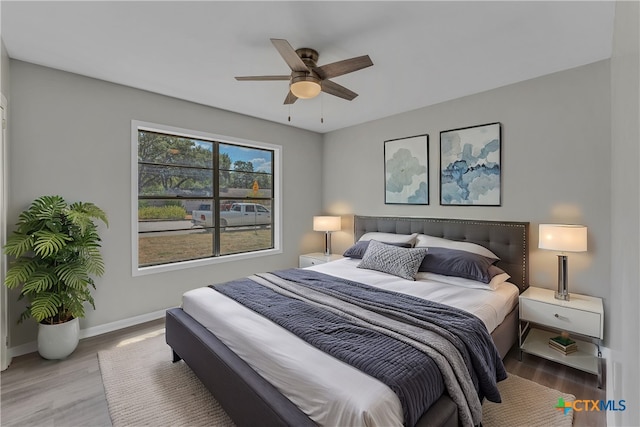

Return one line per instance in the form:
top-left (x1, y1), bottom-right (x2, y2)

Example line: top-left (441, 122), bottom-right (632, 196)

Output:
top-left (1, 319), bottom-right (606, 426)
top-left (1, 319), bottom-right (165, 426)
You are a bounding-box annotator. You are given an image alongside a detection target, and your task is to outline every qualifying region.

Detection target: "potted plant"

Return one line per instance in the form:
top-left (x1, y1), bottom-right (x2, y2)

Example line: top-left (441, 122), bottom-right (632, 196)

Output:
top-left (3, 195), bottom-right (108, 359)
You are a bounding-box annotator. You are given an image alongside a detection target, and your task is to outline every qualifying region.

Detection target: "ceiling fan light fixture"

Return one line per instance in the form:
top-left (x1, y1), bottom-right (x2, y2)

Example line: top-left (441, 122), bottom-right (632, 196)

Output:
top-left (235, 39), bottom-right (372, 104)
top-left (290, 77), bottom-right (321, 99)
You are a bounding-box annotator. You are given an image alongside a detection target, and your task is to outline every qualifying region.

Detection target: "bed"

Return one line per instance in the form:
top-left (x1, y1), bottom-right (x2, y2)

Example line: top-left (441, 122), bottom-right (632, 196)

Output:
top-left (166, 216), bottom-right (529, 427)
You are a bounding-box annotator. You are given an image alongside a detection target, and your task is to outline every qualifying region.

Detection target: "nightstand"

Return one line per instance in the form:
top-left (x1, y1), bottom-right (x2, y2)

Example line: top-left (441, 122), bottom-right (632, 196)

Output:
top-left (519, 286), bottom-right (604, 388)
top-left (299, 252), bottom-right (344, 268)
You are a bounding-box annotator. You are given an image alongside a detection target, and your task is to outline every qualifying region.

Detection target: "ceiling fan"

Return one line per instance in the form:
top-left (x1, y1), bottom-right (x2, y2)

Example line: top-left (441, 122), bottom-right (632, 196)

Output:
top-left (235, 38), bottom-right (373, 104)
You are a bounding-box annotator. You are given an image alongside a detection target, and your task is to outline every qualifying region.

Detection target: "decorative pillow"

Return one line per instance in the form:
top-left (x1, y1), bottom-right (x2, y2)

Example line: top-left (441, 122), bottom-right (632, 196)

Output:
top-left (343, 240), bottom-right (412, 259)
top-left (357, 240), bottom-right (428, 281)
top-left (358, 232), bottom-right (418, 246)
top-left (417, 267), bottom-right (511, 290)
top-left (415, 234), bottom-right (499, 259)
top-left (418, 247), bottom-right (499, 283)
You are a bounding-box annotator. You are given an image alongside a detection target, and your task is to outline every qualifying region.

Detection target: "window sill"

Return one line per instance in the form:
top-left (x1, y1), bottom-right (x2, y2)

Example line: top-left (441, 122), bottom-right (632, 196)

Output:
top-left (132, 246), bottom-right (283, 276)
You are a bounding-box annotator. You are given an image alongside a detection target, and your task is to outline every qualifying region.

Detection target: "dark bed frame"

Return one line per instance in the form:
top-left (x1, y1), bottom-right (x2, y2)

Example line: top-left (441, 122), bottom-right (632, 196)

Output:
top-left (166, 216), bottom-right (529, 427)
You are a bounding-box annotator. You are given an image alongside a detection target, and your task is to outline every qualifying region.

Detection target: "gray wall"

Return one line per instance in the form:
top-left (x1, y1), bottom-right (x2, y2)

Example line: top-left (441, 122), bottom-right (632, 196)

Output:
top-left (323, 60), bottom-right (612, 334)
top-left (7, 60), bottom-right (324, 347)
top-left (610, 1), bottom-right (640, 425)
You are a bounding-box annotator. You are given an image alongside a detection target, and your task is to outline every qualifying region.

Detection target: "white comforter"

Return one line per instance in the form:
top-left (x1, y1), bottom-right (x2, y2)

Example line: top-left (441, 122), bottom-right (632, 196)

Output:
top-left (181, 258), bottom-right (518, 427)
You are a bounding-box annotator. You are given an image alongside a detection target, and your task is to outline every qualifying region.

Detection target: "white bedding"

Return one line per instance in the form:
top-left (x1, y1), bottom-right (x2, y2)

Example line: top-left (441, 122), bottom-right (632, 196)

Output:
top-left (310, 258), bottom-right (519, 332)
top-left (181, 259), bottom-right (519, 427)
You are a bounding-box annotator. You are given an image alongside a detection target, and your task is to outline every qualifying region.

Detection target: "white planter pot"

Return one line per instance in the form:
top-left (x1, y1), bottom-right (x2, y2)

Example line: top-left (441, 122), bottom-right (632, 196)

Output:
top-left (37, 317), bottom-right (80, 360)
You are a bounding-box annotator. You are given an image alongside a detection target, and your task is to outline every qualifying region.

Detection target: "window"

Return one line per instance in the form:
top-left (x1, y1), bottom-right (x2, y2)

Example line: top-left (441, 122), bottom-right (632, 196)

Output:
top-left (132, 121), bottom-right (281, 275)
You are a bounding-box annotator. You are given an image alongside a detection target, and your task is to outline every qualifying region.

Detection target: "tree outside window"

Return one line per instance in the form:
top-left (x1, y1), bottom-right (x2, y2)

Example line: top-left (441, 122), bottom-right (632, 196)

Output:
top-left (135, 126), bottom-right (276, 269)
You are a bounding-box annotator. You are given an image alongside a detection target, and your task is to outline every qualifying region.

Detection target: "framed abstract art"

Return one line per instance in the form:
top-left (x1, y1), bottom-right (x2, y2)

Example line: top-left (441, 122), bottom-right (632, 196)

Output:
top-left (440, 122), bottom-right (501, 206)
top-left (384, 134), bottom-right (429, 205)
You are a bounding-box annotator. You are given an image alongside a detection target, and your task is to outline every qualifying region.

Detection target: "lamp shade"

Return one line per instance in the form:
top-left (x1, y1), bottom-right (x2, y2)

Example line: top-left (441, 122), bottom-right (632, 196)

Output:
top-left (538, 224), bottom-right (587, 252)
top-left (313, 216), bottom-right (341, 232)
top-left (291, 80), bottom-right (321, 99)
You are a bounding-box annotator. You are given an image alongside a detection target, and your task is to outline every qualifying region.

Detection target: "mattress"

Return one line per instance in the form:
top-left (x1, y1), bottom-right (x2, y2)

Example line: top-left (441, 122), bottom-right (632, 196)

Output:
top-left (181, 259), bottom-right (519, 427)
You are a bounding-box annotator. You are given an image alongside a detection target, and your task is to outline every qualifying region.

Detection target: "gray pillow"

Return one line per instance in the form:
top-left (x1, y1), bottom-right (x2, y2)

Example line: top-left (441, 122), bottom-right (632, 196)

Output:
top-left (343, 240), bottom-right (413, 259)
top-left (357, 240), bottom-right (429, 281)
top-left (418, 247), bottom-right (498, 283)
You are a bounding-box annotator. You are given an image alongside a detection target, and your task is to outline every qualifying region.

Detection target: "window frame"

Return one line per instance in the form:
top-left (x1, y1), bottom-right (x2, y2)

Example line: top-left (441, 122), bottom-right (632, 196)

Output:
top-left (131, 120), bottom-right (282, 276)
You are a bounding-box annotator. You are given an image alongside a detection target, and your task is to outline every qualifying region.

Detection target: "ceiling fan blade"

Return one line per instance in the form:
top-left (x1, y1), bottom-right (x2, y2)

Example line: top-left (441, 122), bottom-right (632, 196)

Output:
top-left (235, 75), bottom-right (290, 81)
top-left (271, 38), bottom-right (309, 73)
top-left (321, 80), bottom-right (358, 101)
top-left (284, 91), bottom-right (298, 105)
top-left (314, 55), bottom-right (373, 80)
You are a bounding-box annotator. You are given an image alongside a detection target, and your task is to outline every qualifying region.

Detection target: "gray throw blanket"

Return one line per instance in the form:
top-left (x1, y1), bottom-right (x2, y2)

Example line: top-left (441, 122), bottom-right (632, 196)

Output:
top-left (212, 268), bottom-right (505, 426)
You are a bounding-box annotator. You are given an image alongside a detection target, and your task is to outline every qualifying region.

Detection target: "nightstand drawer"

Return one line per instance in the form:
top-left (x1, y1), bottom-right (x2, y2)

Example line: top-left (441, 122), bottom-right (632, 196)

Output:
top-left (299, 256), bottom-right (322, 268)
top-left (299, 253), bottom-right (344, 268)
top-left (520, 298), bottom-right (601, 338)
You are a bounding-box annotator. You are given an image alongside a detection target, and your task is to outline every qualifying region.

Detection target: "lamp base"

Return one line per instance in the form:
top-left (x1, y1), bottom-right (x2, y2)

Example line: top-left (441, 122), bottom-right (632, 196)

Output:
top-left (324, 231), bottom-right (332, 256)
top-left (554, 254), bottom-right (569, 301)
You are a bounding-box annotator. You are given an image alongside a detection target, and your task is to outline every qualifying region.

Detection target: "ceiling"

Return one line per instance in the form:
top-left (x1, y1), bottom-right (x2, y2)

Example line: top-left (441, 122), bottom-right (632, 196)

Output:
top-left (2, 1), bottom-right (616, 134)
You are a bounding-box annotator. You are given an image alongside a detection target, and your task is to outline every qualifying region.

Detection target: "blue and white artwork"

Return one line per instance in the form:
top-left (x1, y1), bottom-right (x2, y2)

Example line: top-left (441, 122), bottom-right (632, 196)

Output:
top-left (440, 123), bottom-right (501, 206)
top-left (384, 134), bottom-right (429, 205)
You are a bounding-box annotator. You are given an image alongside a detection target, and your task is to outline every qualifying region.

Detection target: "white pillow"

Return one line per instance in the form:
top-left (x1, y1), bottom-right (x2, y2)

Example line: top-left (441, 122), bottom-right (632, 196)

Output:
top-left (415, 234), bottom-right (499, 259)
top-left (416, 271), bottom-right (511, 290)
top-left (358, 232), bottom-right (418, 246)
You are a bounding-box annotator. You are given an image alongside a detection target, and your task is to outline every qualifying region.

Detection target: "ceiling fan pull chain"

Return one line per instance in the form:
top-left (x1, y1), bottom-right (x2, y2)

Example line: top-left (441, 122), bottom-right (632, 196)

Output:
top-left (321, 94), bottom-right (324, 124)
top-left (288, 104), bottom-right (291, 122)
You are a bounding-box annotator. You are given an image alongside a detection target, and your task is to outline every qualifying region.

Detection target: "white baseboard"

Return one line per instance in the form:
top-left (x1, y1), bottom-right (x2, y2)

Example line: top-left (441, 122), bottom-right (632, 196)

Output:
top-left (7, 341), bottom-right (37, 361)
top-left (78, 307), bottom-right (171, 339)
top-left (8, 307), bottom-right (175, 359)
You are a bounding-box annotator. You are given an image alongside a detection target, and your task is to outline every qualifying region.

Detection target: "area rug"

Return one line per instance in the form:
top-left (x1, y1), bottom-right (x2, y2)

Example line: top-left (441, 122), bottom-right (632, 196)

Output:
top-left (99, 332), bottom-right (574, 427)
top-left (482, 374), bottom-right (575, 427)
top-left (98, 328), bottom-right (235, 427)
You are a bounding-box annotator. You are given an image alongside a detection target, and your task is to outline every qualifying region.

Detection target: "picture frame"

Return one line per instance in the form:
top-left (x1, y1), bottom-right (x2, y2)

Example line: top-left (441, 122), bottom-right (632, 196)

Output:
top-left (384, 134), bottom-right (429, 205)
top-left (440, 122), bottom-right (501, 206)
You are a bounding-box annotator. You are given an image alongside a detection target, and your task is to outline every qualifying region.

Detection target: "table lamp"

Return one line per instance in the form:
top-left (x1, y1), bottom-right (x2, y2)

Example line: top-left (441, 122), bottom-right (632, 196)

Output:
top-left (313, 216), bottom-right (341, 256)
top-left (538, 224), bottom-right (588, 301)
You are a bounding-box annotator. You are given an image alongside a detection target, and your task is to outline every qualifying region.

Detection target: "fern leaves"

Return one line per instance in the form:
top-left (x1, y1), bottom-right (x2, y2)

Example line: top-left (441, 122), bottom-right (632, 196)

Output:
top-left (68, 202), bottom-right (109, 233)
top-left (3, 195), bottom-right (108, 323)
top-left (30, 292), bottom-right (63, 323)
top-left (32, 195), bottom-right (67, 221)
top-left (4, 259), bottom-right (38, 289)
top-left (55, 262), bottom-right (89, 290)
top-left (22, 270), bottom-right (58, 294)
top-left (3, 233), bottom-right (35, 258)
top-left (77, 246), bottom-right (105, 276)
top-left (33, 230), bottom-right (72, 258)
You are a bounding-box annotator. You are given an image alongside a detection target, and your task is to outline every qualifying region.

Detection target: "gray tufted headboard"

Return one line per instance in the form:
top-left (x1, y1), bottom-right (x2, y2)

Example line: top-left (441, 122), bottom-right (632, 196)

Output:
top-left (354, 216), bottom-right (530, 292)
